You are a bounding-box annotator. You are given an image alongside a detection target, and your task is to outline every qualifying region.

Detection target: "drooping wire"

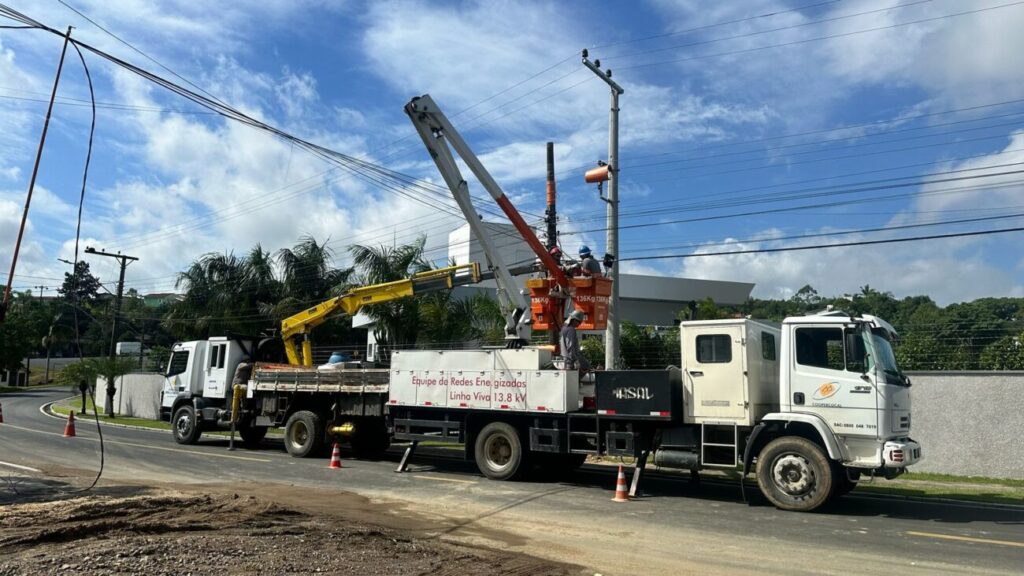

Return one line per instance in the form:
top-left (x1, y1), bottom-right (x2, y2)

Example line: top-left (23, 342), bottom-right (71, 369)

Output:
top-left (69, 39), bottom-right (105, 493)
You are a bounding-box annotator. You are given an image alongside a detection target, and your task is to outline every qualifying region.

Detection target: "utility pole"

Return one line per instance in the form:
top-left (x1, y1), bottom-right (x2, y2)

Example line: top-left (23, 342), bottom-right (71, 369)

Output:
top-left (582, 49), bottom-right (624, 370)
top-left (1, 27), bottom-right (73, 325)
top-left (544, 142), bottom-right (559, 348)
top-left (34, 285), bottom-right (50, 384)
top-left (85, 247), bottom-right (138, 415)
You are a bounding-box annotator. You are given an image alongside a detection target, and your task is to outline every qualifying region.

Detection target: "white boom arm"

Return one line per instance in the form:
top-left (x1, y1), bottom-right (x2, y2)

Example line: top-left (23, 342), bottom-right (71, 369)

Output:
top-left (405, 95), bottom-right (532, 344)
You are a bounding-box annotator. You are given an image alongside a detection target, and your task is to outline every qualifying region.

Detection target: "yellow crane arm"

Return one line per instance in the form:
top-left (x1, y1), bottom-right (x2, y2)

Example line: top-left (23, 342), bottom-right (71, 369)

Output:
top-left (281, 262), bottom-right (481, 365)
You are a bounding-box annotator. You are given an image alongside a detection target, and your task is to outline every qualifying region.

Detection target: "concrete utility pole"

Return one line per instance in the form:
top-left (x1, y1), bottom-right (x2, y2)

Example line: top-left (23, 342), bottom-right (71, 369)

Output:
top-left (85, 247), bottom-right (138, 415)
top-left (582, 50), bottom-right (624, 370)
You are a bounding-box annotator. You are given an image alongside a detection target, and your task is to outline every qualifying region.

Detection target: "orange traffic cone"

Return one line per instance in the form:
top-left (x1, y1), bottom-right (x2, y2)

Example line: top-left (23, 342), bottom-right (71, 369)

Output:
top-left (328, 442), bottom-right (342, 469)
top-left (0, 401), bottom-right (4, 424)
top-left (63, 410), bottom-right (76, 438)
top-left (612, 465), bottom-right (629, 502)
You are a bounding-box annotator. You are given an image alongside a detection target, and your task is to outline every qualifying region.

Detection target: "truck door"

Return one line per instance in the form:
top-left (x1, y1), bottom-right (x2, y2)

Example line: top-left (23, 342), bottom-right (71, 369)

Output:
top-left (789, 325), bottom-right (877, 439)
top-left (161, 344), bottom-right (193, 410)
top-left (684, 324), bottom-right (747, 421)
top-left (202, 342), bottom-right (228, 399)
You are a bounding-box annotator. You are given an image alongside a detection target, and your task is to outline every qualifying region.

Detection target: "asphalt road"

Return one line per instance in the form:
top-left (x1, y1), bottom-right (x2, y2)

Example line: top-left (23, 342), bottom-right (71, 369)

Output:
top-left (1, 387), bottom-right (1022, 575)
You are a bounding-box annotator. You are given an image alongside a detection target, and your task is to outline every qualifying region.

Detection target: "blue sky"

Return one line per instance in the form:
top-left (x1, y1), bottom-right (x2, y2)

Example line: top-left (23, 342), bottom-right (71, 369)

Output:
top-left (1, 0), bottom-right (1023, 305)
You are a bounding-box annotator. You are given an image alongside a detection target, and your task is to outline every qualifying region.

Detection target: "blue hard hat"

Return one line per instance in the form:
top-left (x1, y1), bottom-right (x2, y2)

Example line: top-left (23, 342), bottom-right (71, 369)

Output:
top-left (579, 245), bottom-right (591, 256)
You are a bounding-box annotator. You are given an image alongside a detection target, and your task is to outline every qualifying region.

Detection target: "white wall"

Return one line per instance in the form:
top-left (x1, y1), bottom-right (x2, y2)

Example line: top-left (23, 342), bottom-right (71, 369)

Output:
top-left (905, 371), bottom-right (1023, 479)
top-left (101, 373), bottom-right (166, 420)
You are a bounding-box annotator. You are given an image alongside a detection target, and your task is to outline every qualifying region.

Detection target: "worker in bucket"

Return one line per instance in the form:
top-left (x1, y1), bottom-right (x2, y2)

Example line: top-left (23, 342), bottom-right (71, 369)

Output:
top-left (561, 309), bottom-right (590, 372)
top-left (577, 245), bottom-right (603, 277)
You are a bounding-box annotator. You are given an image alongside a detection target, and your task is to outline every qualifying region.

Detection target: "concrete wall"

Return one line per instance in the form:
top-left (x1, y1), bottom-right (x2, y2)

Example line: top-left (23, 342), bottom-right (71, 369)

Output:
top-left (100, 373), bottom-right (165, 420)
top-left (906, 371), bottom-right (1023, 479)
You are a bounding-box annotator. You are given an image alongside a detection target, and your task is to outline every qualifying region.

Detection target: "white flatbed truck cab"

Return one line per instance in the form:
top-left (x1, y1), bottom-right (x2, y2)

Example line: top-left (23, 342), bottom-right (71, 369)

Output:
top-left (160, 311), bottom-right (920, 513)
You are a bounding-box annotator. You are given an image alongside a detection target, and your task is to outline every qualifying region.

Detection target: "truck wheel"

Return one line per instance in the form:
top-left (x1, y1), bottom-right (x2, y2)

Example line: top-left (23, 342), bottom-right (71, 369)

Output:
top-left (239, 424), bottom-right (268, 448)
top-left (284, 410), bottom-right (325, 458)
top-left (350, 420), bottom-right (391, 460)
top-left (474, 422), bottom-right (527, 481)
top-left (172, 405), bottom-right (202, 445)
top-left (756, 437), bottom-right (833, 512)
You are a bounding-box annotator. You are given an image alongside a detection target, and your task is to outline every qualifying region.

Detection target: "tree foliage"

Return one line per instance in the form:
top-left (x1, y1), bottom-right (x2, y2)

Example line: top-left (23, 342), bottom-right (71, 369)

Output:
top-left (348, 236), bottom-right (430, 355)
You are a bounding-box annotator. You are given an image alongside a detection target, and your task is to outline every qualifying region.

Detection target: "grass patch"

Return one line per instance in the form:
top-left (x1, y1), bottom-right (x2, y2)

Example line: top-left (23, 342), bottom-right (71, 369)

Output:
top-left (0, 381), bottom-right (57, 394)
top-left (898, 471), bottom-right (1024, 488)
top-left (50, 396), bottom-right (283, 438)
top-left (854, 482), bottom-right (1024, 506)
top-left (51, 399), bottom-right (172, 431)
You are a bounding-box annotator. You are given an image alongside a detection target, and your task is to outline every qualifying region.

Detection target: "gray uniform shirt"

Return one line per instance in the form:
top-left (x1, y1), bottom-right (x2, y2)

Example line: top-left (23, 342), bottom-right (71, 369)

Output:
top-left (581, 256), bottom-right (603, 277)
top-left (560, 323), bottom-right (590, 371)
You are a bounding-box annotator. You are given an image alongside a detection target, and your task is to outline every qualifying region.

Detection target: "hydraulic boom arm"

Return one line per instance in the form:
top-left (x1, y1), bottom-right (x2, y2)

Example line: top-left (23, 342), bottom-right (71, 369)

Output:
top-left (281, 263), bottom-right (480, 365)
top-left (405, 94), bottom-right (569, 345)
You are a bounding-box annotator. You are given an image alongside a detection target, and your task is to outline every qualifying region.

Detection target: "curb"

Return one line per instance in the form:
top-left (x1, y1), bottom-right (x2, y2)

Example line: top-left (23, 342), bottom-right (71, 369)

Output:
top-left (42, 400), bottom-right (169, 434)
top-left (42, 401), bottom-right (285, 439)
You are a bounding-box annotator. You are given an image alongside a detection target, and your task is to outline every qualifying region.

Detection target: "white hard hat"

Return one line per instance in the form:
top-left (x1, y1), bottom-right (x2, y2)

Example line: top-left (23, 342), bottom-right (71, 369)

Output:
top-left (568, 309), bottom-right (586, 322)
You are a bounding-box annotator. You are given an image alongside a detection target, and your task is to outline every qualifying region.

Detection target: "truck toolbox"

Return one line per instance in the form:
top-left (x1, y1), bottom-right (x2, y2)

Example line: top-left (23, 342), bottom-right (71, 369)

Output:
top-left (595, 369), bottom-right (681, 420)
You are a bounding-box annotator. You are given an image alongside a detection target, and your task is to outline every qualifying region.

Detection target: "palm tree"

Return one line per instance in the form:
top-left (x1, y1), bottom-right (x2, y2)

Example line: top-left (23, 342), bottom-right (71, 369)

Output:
top-left (270, 236), bottom-right (352, 321)
top-left (349, 236), bottom-right (431, 356)
top-left (166, 252), bottom-right (249, 338)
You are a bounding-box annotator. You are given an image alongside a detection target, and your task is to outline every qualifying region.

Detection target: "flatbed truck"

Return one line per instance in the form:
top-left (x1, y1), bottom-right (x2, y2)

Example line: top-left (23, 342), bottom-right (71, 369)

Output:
top-left (160, 94), bottom-right (921, 512)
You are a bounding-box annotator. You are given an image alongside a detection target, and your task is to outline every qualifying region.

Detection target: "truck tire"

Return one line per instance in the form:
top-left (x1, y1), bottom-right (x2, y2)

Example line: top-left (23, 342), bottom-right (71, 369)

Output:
top-left (239, 424), bottom-right (268, 448)
top-left (756, 436), bottom-right (834, 512)
top-left (474, 422), bottom-right (528, 481)
top-left (284, 410), bottom-right (325, 458)
top-left (350, 420), bottom-right (390, 460)
top-left (172, 405), bottom-right (202, 445)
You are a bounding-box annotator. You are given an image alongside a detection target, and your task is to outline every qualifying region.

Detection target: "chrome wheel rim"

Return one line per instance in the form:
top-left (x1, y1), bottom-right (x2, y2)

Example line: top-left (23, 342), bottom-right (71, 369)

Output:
top-left (288, 421), bottom-right (310, 450)
top-left (772, 453), bottom-right (814, 496)
top-left (484, 434), bottom-right (513, 471)
top-left (175, 412), bottom-right (192, 437)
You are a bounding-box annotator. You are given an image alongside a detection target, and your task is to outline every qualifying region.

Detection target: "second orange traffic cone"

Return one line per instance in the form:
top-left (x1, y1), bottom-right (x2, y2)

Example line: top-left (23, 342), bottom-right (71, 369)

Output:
top-left (612, 465), bottom-right (629, 502)
top-left (328, 442), bottom-right (342, 469)
top-left (63, 410), bottom-right (76, 438)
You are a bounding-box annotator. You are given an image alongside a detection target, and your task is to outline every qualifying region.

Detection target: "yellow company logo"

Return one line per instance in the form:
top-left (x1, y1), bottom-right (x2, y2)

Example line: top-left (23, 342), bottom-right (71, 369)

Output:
top-left (813, 382), bottom-right (841, 400)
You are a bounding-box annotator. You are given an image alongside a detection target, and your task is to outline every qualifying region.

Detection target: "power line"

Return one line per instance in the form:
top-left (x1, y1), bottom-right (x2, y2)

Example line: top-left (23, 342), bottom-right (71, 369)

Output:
top-left (604, 0), bottom-right (931, 60)
top-left (590, 0), bottom-right (843, 50)
top-left (620, 226), bottom-right (1024, 262)
top-left (617, 1), bottom-right (1024, 71)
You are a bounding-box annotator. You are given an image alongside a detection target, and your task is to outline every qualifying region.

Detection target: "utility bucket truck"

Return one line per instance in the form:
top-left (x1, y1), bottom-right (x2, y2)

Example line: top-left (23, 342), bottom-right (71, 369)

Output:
top-left (160, 95), bottom-right (920, 512)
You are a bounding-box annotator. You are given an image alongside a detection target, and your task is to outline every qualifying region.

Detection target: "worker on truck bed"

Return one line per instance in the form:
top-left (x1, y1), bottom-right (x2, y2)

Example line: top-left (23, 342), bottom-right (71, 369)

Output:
top-left (577, 245), bottom-right (603, 277)
top-left (561, 309), bottom-right (590, 372)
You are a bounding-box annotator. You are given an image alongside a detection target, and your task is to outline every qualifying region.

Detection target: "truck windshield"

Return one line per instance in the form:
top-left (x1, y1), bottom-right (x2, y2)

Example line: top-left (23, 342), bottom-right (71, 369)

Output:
top-left (868, 328), bottom-right (906, 386)
top-left (166, 350), bottom-right (189, 377)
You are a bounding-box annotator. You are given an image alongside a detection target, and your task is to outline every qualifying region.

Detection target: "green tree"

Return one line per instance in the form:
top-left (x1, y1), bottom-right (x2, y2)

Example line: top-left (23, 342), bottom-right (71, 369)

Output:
top-left (581, 337), bottom-right (605, 369)
top-left (0, 291), bottom-right (36, 377)
top-left (56, 356), bottom-right (136, 415)
top-left (979, 333), bottom-right (1024, 370)
top-left (349, 237), bottom-right (430, 358)
top-left (58, 260), bottom-right (101, 306)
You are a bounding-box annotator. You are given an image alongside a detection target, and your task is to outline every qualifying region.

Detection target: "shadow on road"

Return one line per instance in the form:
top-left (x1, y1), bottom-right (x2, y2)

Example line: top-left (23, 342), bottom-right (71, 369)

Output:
top-left (186, 436), bottom-right (1024, 526)
top-left (0, 473), bottom-right (149, 505)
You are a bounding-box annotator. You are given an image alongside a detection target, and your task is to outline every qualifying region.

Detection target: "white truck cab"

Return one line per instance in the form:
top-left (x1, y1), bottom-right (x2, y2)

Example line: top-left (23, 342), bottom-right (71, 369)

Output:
top-left (774, 311), bottom-right (920, 469)
top-left (676, 311), bottom-right (921, 511)
top-left (159, 337), bottom-right (253, 422)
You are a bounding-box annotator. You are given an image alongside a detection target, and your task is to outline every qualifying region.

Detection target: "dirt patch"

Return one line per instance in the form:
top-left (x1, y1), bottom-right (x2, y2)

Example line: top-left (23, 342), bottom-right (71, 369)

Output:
top-left (0, 488), bottom-right (579, 576)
